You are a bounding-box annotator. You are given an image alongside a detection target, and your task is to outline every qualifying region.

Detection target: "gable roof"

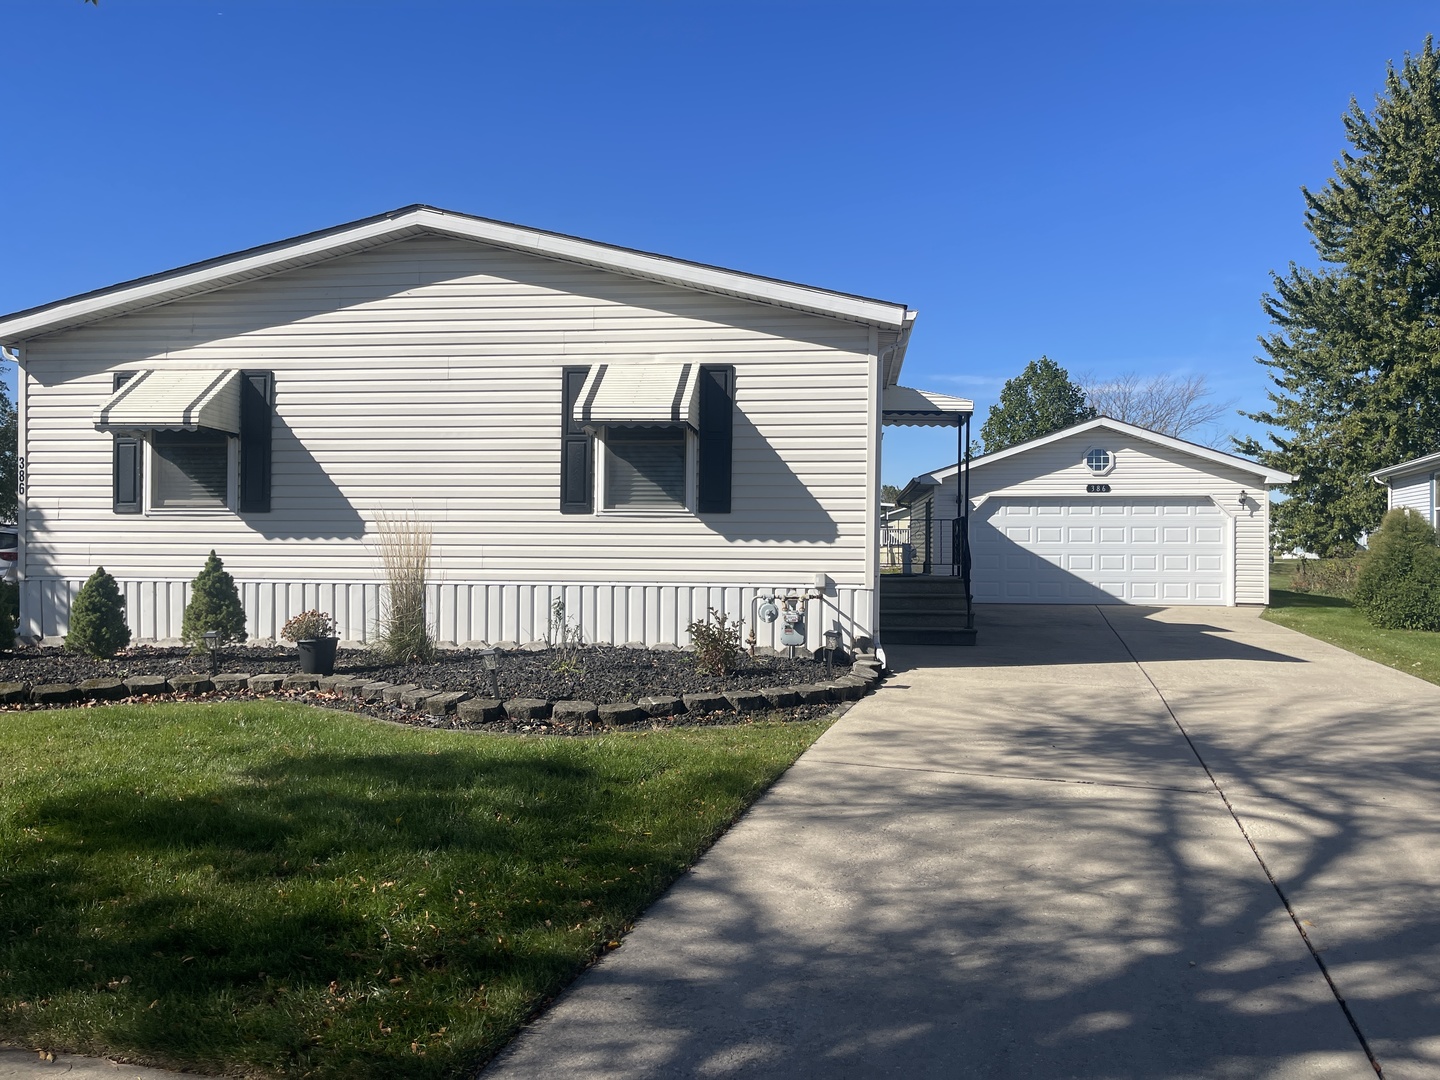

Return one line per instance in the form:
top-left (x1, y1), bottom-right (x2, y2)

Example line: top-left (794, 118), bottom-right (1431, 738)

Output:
top-left (916, 417), bottom-right (1294, 486)
top-left (0, 204), bottom-right (917, 345)
top-left (1370, 450), bottom-right (1440, 483)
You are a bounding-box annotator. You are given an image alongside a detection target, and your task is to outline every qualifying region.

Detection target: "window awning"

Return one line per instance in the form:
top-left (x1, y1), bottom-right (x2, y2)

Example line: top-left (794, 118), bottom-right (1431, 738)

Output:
top-left (882, 385), bottom-right (974, 427)
top-left (572, 363), bottom-right (700, 429)
top-left (94, 369), bottom-right (243, 434)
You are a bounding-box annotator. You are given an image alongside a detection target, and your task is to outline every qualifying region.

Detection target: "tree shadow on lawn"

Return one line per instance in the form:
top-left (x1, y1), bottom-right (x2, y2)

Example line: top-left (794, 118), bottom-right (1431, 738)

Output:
top-left (0, 748), bottom-right (767, 1078)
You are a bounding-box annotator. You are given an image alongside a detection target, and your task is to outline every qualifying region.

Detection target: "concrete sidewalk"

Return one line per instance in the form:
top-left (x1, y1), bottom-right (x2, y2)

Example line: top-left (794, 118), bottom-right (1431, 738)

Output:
top-left (482, 605), bottom-right (1436, 1079)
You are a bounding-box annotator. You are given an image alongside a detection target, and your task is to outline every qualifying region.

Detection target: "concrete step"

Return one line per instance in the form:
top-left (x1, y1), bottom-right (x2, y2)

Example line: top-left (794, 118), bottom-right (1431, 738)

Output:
top-left (881, 627), bottom-right (978, 646)
top-left (881, 612), bottom-right (974, 631)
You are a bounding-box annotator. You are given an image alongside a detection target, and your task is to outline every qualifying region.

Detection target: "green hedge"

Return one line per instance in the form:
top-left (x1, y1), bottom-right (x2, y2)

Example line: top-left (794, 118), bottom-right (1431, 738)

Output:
top-left (1353, 509), bottom-right (1440, 630)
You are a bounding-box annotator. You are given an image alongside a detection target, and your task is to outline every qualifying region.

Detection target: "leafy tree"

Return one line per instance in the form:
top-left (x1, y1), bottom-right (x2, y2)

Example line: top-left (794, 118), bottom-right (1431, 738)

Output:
top-left (1352, 508), bottom-right (1440, 629)
top-left (1239, 39), bottom-right (1440, 555)
top-left (181, 550), bottom-right (248, 649)
top-left (880, 484), bottom-right (903, 505)
top-left (0, 389), bottom-right (15, 522)
top-left (66, 566), bottom-right (130, 658)
top-left (1083, 372), bottom-right (1234, 442)
top-left (980, 356), bottom-right (1095, 453)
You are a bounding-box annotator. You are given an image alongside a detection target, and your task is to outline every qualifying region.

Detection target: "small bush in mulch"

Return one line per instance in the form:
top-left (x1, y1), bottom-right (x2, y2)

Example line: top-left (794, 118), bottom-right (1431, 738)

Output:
top-left (65, 566), bottom-right (131, 658)
top-left (181, 551), bottom-right (248, 649)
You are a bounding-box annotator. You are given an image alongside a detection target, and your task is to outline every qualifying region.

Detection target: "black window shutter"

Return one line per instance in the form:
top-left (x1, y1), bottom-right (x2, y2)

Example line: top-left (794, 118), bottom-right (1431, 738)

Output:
top-left (238, 371), bottom-right (273, 513)
top-left (697, 365), bottom-right (734, 514)
top-left (561, 366), bottom-right (594, 514)
top-left (112, 373), bottom-right (142, 514)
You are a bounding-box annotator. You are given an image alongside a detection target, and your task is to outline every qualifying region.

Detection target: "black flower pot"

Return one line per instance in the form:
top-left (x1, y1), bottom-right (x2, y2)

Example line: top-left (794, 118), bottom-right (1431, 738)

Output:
top-left (297, 637), bottom-right (338, 676)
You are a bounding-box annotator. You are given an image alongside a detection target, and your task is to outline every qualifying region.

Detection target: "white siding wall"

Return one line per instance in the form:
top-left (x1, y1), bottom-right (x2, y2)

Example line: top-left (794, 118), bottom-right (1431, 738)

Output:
top-left (18, 235), bottom-right (883, 648)
top-left (1388, 472), bottom-right (1436, 524)
top-left (929, 429), bottom-right (1277, 605)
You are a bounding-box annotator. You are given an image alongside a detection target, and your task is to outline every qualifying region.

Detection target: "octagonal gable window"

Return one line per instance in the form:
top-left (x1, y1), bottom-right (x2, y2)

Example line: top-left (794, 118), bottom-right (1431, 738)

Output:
top-left (1085, 447), bottom-right (1114, 475)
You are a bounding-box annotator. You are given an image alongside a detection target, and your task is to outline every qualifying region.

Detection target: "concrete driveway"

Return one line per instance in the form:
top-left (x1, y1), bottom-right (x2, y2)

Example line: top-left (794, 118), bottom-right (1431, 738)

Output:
top-left (484, 605), bottom-right (1440, 1080)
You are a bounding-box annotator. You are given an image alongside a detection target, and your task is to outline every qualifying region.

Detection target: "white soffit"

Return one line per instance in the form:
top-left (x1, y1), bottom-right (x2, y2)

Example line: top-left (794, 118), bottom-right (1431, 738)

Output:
top-left (94, 369), bottom-right (242, 434)
top-left (574, 362), bottom-right (700, 429)
top-left (882, 385), bottom-right (974, 427)
top-left (0, 206), bottom-right (912, 342)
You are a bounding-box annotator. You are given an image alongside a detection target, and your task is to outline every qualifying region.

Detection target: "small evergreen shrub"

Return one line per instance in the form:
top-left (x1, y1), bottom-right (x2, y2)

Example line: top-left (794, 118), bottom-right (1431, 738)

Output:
top-left (65, 566), bottom-right (131, 657)
top-left (687, 607), bottom-right (742, 676)
top-left (1353, 508), bottom-right (1440, 630)
top-left (181, 550), bottom-right (248, 649)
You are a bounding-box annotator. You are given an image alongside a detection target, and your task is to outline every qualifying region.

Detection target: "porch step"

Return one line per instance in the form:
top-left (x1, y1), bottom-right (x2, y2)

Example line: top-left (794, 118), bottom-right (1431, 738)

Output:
top-left (879, 574), bottom-right (976, 647)
top-left (881, 627), bottom-right (979, 647)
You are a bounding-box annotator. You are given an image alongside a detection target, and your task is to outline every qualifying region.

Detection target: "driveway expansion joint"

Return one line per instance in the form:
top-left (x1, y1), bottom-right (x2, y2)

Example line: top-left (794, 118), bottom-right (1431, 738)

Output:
top-left (1096, 605), bottom-right (1386, 1079)
top-left (803, 755), bottom-right (1218, 796)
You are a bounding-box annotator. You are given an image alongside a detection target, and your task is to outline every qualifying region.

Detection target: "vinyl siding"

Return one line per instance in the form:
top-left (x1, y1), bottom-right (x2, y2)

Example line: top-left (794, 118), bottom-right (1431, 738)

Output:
top-left (18, 234), bottom-right (884, 645)
top-left (1388, 472), bottom-right (1435, 524)
top-left (925, 428), bottom-right (1277, 605)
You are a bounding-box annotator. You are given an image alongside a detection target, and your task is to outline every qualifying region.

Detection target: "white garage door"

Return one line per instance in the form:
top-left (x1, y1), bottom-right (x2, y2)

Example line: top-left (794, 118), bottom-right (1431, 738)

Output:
top-left (970, 497), bottom-right (1228, 604)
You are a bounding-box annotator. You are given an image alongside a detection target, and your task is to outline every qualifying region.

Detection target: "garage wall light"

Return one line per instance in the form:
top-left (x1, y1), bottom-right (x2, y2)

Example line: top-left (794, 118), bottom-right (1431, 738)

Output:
top-left (1238, 491), bottom-right (1248, 507)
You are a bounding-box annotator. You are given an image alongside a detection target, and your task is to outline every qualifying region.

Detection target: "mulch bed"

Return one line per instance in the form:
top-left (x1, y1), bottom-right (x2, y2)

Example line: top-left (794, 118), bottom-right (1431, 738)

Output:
top-left (0, 643), bottom-right (870, 736)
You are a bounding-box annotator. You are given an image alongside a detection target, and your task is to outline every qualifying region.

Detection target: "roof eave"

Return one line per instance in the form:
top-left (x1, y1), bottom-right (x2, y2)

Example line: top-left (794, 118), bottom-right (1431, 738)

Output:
top-left (1371, 449), bottom-right (1440, 483)
top-left (0, 205), bottom-right (912, 343)
top-left (918, 418), bottom-right (1295, 486)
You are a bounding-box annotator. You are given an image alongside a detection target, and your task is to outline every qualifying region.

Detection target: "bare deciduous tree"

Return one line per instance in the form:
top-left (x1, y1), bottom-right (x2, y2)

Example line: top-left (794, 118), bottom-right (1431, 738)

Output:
top-left (1081, 372), bottom-right (1236, 443)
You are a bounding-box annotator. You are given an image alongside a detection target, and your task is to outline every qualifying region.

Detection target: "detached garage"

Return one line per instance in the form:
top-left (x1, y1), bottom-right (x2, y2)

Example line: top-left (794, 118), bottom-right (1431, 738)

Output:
top-left (900, 418), bottom-right (1293, 606)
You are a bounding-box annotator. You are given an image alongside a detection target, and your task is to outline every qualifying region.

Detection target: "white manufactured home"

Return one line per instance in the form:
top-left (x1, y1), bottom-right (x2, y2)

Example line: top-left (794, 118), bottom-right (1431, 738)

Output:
top-left (899, 418), bottom-right (1293, 606)
top-left (1371, 451), bottom-right (1440, 526)
top-left (0, 205), bottom-right (971, 650)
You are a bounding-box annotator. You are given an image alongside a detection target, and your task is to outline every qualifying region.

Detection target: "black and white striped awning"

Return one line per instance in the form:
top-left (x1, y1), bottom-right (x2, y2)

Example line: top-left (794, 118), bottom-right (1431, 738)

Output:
top-left (572, 363), bottom-right (700, 430)
top-left (94, 369), bottom-right (243, 434)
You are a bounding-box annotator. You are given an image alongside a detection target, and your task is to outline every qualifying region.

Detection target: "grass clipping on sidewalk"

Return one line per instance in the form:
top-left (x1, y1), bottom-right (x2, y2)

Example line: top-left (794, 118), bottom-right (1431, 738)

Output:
top-left (0, 701), bottom-right (833, 1078)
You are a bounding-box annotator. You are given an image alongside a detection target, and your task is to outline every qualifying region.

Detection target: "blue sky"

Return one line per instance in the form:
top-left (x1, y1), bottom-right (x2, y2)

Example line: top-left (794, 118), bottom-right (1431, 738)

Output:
top-left (2, 0), bottom-right (1435, 486)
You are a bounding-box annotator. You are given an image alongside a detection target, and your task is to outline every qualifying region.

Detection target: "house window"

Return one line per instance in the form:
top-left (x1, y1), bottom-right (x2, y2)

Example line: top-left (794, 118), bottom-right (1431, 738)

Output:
top-left (603, 427), bottom-right (690, 510)
top-left (150, 430), bottom-right (232, 510)
top-left (1085, 448), bottom-right (1113, 474)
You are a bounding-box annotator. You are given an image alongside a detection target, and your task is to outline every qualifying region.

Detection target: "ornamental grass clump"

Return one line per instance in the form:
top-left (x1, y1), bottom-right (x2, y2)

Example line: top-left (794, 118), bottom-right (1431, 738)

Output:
top-left (65, 566), bottom-right (131, 658)
top-left (1353, 508), bottom-right (1440, 631)
top-left (687, 607), bottom-right (742, 676)
top-left (374, 511), bottom-right (434, 662)
top-left (181, 550), bottom-right (248, 649)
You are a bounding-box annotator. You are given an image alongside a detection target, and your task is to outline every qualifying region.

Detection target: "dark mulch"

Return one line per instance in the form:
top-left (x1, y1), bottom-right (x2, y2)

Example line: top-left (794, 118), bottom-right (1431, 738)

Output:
top-left (0, 643), bottom-right (856, 735)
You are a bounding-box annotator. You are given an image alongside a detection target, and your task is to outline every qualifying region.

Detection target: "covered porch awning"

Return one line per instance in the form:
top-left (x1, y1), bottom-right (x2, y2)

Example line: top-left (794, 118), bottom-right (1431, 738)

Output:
top-left (882, 385), bottom-right (973, 427)
top-left (94, 369), bottom-right (242, 434)
top-left (573, 362), bottom-right (700, 430)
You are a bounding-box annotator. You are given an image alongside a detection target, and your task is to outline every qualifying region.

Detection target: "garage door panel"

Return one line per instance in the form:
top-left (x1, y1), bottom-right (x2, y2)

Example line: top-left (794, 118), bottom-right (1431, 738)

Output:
top-left (972, 497), bottom-right (1228, 606)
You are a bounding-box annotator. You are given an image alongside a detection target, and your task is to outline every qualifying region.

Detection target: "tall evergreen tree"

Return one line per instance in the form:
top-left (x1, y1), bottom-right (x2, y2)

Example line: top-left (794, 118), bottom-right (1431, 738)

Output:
top-left (1240, 39), bottom-right (1440, 555)
top-left (980, 356), bottom-right (1095, 453)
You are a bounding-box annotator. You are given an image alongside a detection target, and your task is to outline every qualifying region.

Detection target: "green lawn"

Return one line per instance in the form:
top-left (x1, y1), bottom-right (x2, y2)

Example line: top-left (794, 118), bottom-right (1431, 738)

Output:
top-left (1265, 575), bottom-right (1440, 688)
top-left (0, 701), bottom-right (833, 1078)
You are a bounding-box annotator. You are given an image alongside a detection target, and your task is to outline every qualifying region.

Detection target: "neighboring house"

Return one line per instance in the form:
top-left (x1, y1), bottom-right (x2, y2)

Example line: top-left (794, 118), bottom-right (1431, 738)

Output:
top-left (0, 205), bottom-right (966, 649)
top-left (900, 418), bottom-right (1293, 605)
top-left (1371, 451), bottom-right (1440, 527)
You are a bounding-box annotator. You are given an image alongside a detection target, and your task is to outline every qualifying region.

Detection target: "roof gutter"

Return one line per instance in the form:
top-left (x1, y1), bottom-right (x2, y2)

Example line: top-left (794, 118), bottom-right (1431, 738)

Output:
top-left (879, 310), bottom-right (918, 388)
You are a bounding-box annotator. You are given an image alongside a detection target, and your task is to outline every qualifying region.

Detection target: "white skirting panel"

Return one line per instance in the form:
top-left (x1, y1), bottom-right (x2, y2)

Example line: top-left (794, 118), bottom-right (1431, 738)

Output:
top-left (20, 578), bottom-right (877, 652)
